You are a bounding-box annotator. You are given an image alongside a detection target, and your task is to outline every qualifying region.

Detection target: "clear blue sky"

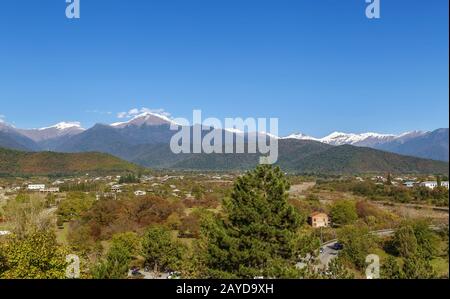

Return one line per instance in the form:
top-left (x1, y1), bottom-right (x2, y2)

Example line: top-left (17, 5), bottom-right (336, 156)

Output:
top-left (0, 0), bottom-right (448, 137)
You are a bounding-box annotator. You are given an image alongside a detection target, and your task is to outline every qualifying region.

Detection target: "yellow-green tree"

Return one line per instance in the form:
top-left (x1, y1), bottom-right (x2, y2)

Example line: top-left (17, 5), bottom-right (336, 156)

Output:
top-left (1, 230), bottom-right (68, 279)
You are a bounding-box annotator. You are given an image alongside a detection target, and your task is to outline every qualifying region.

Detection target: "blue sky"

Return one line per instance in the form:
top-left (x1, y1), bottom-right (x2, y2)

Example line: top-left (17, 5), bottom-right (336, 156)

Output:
top-left (0, 0), bottom-right (448, 137)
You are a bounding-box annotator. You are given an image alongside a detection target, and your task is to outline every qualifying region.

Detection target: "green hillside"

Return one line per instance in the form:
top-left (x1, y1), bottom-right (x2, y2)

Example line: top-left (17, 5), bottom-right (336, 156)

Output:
top-left (166, 140), bottom-right (449, 174)
top-left (290, 144), bottom-right (449, 174)
top-left (0, 147), bottom-right (144, 176)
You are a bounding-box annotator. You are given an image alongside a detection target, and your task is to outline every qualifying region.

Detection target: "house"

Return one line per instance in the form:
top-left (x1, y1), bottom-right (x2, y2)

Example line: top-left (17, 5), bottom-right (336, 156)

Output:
top-left (420, 181), bottom-right (449, 190)
top-left (111, 185), bottom-right (122, 193)
top-left (134, 190), bottom-right (147, 196)
top-left (27, 184), bottom-right (46, 191)
top-left (308, 212), bottom-right (329, 228)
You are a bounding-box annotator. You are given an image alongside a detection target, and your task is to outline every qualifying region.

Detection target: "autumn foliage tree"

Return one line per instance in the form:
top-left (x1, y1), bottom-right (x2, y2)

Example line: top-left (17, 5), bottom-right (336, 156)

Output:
top-left (0, 230), bottom-right (68, 279)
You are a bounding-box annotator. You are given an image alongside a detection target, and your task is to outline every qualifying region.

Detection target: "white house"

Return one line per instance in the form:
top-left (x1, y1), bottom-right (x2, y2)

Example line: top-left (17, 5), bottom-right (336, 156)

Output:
top-left (420, 181), bottom-right (449, 190)
top-left (134, 190), bottom-right (146, 196)
top-left (27, 184), bottom-right (46, 191)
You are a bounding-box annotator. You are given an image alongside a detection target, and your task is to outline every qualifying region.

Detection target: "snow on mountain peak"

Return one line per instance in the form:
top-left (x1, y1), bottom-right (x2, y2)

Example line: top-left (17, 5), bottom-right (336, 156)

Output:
top-left (39, 122), bottom-right (84, 131)
top-left (111, 111), bottom-right (178, 128)
top-left (281, 132), bottom-right (318, 141)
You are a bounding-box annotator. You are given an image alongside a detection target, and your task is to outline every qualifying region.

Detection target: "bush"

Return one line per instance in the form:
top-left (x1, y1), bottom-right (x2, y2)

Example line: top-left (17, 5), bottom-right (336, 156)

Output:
top-left (330, 200), bottom-right (358, 226)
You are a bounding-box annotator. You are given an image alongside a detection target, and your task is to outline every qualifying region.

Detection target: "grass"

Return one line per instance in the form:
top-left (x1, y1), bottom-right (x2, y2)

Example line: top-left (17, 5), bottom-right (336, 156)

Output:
top-left (55, 222), bottom-right (70, 245)
top-left (430, 257), bottom-right (449, 276)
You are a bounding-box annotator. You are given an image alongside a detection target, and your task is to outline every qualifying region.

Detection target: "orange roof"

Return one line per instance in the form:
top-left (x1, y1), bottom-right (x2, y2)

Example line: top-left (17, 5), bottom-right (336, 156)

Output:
top-left (310, 212), bottom-right (328, 218)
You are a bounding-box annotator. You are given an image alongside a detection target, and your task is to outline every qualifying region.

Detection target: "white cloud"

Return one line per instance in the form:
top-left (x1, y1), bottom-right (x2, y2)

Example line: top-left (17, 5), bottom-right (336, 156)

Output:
top-left (116, 107), bottom-right (172, 119)
top-left (0, 114), bottom-right (5, 123)
top-left (86, 110), bottom-right (113, 115)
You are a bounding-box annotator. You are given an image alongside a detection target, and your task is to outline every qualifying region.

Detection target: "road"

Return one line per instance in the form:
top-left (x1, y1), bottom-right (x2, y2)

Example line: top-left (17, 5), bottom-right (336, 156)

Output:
top-left (315, 227), bottom-right (441, 270)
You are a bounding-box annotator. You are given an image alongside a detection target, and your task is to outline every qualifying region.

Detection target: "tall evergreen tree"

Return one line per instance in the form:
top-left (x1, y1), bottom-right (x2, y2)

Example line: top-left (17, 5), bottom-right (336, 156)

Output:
top-left (202, 165), bottom-right (303, 278)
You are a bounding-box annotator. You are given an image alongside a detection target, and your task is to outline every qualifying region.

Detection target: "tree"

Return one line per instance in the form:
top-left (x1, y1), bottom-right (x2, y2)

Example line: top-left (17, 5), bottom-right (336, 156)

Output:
top-left (338, 225), bottom-right (375, 270)
top-left (141, 226), bottom-right (184, 273)
top-left (330, 200), bottom-right (358, 226)
top-left (201, 165), bottom-right (303, 278)
top-left (118, 173), bottom-right (139, 184)
top-left (411, 220), bottom-right (438, 260)
top-left (57, 192), bottom-right (95, 222)
top-left (392, 223), bottom-right (418, 258)
top-left (3, 195), bottom-right (52, 239)
top-left (402, 254), bottom-right (436, 279)
top-left (324, 257), bottom-right (355, 279)
top-left (392, 220), bottom-right (438, 260)
top-left (381, 256), bottom-right (402, 279)
top-left (91, 232), bottom-right (140, 279)
top-left (1, 230), bottom-right (68, 279)
top-left (436, 175), bottom-right (442, 187)
top-left (386, 173), bottom-right (392, 185)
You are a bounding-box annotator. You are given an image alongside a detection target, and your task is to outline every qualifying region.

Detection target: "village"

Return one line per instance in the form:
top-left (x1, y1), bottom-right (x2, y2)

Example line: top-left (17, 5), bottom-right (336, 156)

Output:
top-left (1, 170), bottom-right (448, 280)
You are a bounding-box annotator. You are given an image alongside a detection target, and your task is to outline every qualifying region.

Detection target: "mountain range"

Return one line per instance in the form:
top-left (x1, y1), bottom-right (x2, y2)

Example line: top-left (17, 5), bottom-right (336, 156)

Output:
top-left (0, 112), bottom-right (448, 174)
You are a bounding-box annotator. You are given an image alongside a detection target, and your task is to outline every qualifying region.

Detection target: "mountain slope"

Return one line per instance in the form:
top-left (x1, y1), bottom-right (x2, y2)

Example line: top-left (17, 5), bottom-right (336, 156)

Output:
top-left (0, 147), bottom-right (143, 176)
top-left (152, 139), bottom-right (448, 174)
top-left (0, 131), bottom-right (31, 151)
top-left (290, 144), bottom-right (448, 174)
top-left (16, 122), bottom-right (85, 151)
top-left (374, 128), bottom-right (449, 161)
top-left (0, 123), bottom-right (40, 151)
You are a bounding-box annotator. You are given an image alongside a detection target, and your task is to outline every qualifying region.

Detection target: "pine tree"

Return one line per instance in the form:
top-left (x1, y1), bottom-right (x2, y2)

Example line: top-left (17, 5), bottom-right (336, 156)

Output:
top-left (202, 165), bottom-right (302, 278)
top-left (386, 173), bottom-right (392, 185)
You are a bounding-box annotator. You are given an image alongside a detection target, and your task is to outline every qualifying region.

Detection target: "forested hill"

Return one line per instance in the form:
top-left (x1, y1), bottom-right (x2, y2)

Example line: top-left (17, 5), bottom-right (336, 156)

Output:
top-left (0, 147), bottom-right (143, 176)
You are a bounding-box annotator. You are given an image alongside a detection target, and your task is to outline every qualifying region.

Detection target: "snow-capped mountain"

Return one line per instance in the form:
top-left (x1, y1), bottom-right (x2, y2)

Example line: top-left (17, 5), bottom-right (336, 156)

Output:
top-left (17, 122), bottom-right (85, 142)
top-left (282, 131), bottom-right (427, 146)
top-left (319, 132), bottom-right (397, 146)
top-left (280, 129), bottom-right (448, 161)
top-left (281, 132), bottom-right (319, 141)
top-left (111, 112), bottom-right (178, 128)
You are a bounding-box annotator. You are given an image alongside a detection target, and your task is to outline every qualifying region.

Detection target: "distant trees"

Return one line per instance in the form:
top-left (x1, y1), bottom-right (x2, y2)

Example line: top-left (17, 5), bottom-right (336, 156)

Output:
top-left (317, 180), bottom-right (449, 206)
top-left (69, 196), bottom-right (183, 242)
top-left (3, 194), bottom-right (52, 238)
top-left (119, 173), bottom-right (139, 184)
top-left (60, 182), bottom-right (101, 192)
top-left (200, 165), bottom-right (304, 278)
top-left (57, 192), bottom-right (95, 222)
top-left (330, 200), bottom-right (358, 226)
